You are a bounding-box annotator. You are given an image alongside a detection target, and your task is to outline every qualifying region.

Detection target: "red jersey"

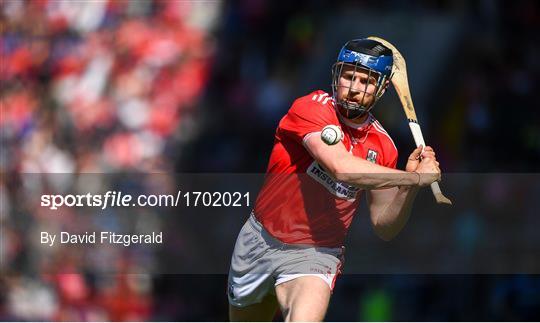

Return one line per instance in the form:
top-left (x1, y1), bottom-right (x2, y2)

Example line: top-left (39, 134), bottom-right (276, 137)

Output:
top-left (254, 90), bottom-right (398, 247)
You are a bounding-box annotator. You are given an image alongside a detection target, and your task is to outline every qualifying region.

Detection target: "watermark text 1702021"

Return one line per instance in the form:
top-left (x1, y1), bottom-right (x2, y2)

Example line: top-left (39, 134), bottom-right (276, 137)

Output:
top-left (40, 191), bottom-right (251, 210)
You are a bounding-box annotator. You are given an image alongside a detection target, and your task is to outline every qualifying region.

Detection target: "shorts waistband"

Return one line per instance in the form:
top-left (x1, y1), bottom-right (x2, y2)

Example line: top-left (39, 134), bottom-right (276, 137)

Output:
top-left (248, 211), bottom-right (283, 249)
top-left (248, 211), bottom-right (263, 232)
top-left (248, 211), bottom-right (344, 256)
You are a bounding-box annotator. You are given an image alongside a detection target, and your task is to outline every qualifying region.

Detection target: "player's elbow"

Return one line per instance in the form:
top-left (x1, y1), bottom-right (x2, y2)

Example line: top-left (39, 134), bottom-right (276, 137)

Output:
top-left (325, 153), bottom-right (372, 186)
top-left (377, 231), bottom-right (397, 242)
top-left (332, 169), bottom-right (350, 183)
top-left (372, 224), bottom-right (398, 241)
top-left (317, 157), bottom-right (350, 183)
top-left (330, 166), bottom-right (358, 184)
top-left (332, 167), bottom-right (369, 188)
top-left (327, 158), bottom-right (355, 183)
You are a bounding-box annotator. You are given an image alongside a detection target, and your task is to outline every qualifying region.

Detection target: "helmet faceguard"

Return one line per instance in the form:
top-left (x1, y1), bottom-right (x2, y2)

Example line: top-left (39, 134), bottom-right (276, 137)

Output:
top-left (332, 39), bottom-right (393, 119)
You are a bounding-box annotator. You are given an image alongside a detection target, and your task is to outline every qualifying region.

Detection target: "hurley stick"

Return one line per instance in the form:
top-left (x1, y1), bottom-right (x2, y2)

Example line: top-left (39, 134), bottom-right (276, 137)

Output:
top-left (368, 36), bottom-right (452, 205)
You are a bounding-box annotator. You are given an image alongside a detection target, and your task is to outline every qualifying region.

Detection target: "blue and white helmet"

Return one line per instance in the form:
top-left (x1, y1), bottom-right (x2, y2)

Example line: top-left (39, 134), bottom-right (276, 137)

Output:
top-left (331, 38), bottom-right (393, 119)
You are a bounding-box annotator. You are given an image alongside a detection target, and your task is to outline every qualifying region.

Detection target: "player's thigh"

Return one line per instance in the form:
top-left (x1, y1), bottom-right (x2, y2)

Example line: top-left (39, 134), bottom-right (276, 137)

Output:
top-left (229, 292), bottom-right (278, 322)
top-left (275, 275), bottom-right (332, 322)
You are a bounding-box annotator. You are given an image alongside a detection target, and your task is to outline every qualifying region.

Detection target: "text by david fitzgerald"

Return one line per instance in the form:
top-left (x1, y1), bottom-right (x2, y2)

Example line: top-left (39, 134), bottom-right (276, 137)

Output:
top-left (41, 231), bottom-right (162, 247)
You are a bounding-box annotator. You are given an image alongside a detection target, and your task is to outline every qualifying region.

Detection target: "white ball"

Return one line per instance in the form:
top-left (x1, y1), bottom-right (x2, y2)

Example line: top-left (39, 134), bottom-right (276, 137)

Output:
top-left (321, 125), bottom-right (343, 145)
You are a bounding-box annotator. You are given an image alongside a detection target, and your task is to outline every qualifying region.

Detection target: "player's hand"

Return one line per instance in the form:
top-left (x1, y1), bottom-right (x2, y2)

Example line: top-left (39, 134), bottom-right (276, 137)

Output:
top-left (406, 145), bottom-right (437, 172)
top-left (415, 147), bottom-right (441, 186)
top-left (405, 146), bottom-right (423, 172)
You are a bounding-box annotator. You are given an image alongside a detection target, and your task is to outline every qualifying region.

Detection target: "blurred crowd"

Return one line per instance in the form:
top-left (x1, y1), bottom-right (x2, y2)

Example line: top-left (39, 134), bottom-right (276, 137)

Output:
top-left (1, 0), bottom-right (216, 174)
top-left (1, 0), bottom-right (539, 321)
top-left (1, 0), bottom-right (219, 320)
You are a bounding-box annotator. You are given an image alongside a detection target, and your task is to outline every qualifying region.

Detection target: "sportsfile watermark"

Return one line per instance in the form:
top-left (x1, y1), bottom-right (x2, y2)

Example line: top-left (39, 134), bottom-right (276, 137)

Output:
top-left (5, 173), bottom-right (540, 274)
top-left (41, 190), bottom-right (251, 210)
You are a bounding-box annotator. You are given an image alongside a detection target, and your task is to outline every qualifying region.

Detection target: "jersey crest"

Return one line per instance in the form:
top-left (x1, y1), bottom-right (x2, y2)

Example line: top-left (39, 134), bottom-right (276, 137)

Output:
top-left (366, 149), bottom-right (378, 163)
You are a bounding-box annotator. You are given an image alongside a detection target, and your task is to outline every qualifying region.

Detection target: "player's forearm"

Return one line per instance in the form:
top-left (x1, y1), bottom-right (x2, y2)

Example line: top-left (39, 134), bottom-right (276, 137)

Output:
top-left (372, 186), bottom-right (419, 241)
top-left (332, 154), bottom-right (418, 189)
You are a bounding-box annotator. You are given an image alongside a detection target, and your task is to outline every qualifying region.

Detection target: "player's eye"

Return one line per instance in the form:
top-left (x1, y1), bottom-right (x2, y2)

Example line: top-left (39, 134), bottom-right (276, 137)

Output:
top-left (360, 76), bottom-right (376, 85)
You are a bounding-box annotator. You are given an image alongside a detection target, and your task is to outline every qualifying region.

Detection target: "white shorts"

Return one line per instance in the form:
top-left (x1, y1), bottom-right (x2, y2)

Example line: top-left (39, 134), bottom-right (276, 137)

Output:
top-left (227, 213), bottom-right (344, 307)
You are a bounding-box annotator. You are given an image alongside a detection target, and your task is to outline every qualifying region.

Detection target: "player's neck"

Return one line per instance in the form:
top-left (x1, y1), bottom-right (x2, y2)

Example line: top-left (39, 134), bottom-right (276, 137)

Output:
top-left (339, 113), bottom-right (372, 130)
top-left (349, 114), bottom-right (369, 125)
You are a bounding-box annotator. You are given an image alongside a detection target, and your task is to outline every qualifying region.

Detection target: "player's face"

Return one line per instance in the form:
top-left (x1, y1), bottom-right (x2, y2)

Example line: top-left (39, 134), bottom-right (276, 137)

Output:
top-left (336, 64), bottom-right (379, 107)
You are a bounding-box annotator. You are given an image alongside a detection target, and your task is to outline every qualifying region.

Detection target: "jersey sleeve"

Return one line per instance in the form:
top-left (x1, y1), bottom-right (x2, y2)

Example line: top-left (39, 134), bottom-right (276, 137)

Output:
top-left (371, 120), bottom-right (398, 169)
top-left (384, 145), bottom-right (398, 169)
top-left (278, 93), bottom-right (337, 144)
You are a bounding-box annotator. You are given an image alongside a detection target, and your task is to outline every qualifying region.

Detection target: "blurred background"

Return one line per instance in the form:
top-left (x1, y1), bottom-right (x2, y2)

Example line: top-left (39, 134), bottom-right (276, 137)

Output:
top-left (1, 0), bottom-right (539, 321)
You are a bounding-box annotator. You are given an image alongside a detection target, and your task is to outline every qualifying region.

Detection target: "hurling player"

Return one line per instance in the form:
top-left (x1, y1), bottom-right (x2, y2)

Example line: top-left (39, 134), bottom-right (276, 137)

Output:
top-left (228, 38), bottom-right (441, 321)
